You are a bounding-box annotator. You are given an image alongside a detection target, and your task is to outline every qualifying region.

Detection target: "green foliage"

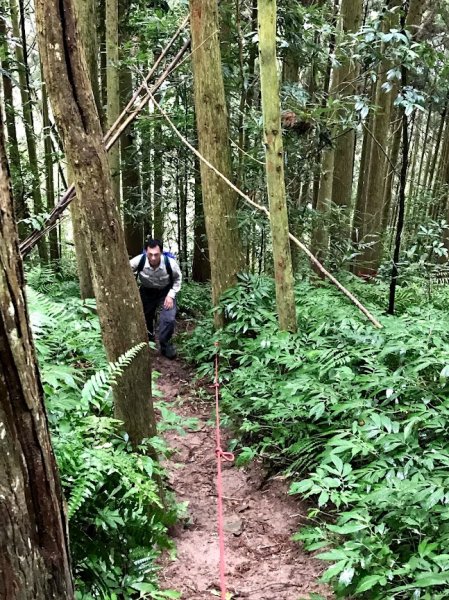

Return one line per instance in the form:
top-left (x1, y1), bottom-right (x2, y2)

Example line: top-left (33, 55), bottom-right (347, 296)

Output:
top-left (182, 274), bottom-right (449, 598)
top-left (28, 275), bottom-right (180, 599)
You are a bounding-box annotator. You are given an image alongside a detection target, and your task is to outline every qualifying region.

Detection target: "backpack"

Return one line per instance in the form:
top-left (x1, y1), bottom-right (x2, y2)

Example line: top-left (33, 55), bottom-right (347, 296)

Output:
top-left (136, 250), bottom-right (174, 288)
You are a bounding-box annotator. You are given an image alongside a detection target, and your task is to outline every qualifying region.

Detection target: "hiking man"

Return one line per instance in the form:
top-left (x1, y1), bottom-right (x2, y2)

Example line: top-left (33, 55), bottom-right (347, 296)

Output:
top-left (130, 239), bottom-right (182, 359)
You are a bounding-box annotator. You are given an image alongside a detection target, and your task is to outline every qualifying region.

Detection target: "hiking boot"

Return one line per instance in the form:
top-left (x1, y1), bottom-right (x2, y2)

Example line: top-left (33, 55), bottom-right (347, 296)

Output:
top-left (147, 331), bottom-right (155, 343)
top-left (161, 343), bottom-right (177, 359)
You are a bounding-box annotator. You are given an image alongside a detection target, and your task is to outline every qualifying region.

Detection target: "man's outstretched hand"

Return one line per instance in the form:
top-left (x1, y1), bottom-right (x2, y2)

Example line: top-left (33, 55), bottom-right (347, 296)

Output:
top-left (164, 296), bottom-right (174, 310)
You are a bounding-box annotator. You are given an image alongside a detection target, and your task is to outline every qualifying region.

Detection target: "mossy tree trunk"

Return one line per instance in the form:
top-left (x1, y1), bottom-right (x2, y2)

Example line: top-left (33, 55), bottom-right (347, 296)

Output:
top-left (258, 0), bottom-right (297, 332)
top-left (189, 0), bottom-right (243, 327)
top-left (36, 0), bottom-right (157, 447)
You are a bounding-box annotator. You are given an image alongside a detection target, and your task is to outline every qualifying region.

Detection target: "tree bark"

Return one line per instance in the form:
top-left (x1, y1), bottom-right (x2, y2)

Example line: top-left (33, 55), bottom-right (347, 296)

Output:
top-left (71, 0), bottom-right (100, 296)
top-left (35, 0), bottom-right (157, 447)
top-left (189, 0), bottom-right (243, 327)
top-left (0, 106), bottom-right (73, 600)
top-left (258, 0), bottom-right (297, 332)
top-left (331, 0), bottom-right (363, 214)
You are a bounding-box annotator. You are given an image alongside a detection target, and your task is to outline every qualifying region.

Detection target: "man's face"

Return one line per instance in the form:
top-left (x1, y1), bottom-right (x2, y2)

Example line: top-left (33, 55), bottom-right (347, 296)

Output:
top-left (146, 246), bottom-right (161, 268)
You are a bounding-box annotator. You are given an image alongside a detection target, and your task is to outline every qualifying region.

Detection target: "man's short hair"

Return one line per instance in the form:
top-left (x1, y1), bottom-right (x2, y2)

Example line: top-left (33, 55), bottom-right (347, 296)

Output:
top-left (145, 238), bottom-right (163, 252)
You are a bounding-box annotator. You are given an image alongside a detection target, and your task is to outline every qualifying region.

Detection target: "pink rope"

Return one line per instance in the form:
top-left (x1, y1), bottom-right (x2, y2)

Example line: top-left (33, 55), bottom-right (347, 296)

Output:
top-left (214, 342), bottom-right (234, 600)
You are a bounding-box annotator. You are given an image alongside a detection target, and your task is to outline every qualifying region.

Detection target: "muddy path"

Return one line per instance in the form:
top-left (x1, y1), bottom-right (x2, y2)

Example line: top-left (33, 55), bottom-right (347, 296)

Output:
top-left (155, 354), bottom-right (331, 600)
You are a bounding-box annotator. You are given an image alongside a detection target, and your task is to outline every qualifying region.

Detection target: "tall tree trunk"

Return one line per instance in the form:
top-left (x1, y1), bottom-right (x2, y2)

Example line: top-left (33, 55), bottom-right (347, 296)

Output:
top-left (11, 0), bottom-right (48, 261)
top-left (331, 0), bottom-right (363, 216)
top-left (72, 0), bottom-right (99, 297)
top-left (121, 67), bottom-right (143, 256)
top-left (354, 0), bottom-right (401, 277)
top-left (153, 92), bottom-right (164, 241)
top-left (312, 147), bottom-right (334, 266)
top-left (0, 107), bottom-right (73, 600)
top-left (36, 0), bottom-right (157, 448)
top-left (74, 0), bottom-right (101, 114)
top-left (189, 0), bottom-right (243, 327)
top-left (0, 4), bottom-right (26, 235)
top-left (191, 153), bottom-right (211, 282)
top-left (106, 0), bottom-right (120, 206)
top-left (382, 111), bottom-right (401, 230)
top-left (42, 74), bottom-right (60, 262)
top-left (258, 0), bottom-right (296, 332)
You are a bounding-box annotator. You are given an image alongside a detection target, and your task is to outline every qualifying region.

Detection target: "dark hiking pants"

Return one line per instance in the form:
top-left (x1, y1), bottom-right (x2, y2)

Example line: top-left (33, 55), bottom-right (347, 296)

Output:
top-left (139, 286), bottom-right (176, 346)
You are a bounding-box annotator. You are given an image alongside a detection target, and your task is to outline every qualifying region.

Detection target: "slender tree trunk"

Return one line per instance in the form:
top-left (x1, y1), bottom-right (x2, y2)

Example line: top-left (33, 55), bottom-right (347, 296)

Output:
top-left (0, 4), bottom-right (26, 234)
top-left (312, 147), bottom-right (334, 266)
top-left (121, 67), bottom-right (143, 256)
top-left (258, 0), bottom-right (296, 332)
top-left (98, 0), bottom-right (107, 130)
top-left (11, 0), bottom-right (48, 261)
top-left (382, 111), bottom-right (401, 230)
top-left (191, 153), bottom-right (211, 282)
top-left (331, 0), bottom-right (363, 215)
top-left (426, 100), bottom-right (448, 191)
top-left (42, 75), bottom-right (60, 262)
top-left (0, 107), bottom-right (73, 600)
top-left (153, 94), bottom-right (164, 241)
top-left (106, 0), bottom-right (120, 206)
top-left (36, 0), bottom-right (157, 447)
top-left (416, 107), bottom-right (432, 191)
top-left (388, 73), bottom-right (409, 313)
top-left (72, 0), bottom-right (99, 296)
top-left (190, 0), bottom-right (243, 327)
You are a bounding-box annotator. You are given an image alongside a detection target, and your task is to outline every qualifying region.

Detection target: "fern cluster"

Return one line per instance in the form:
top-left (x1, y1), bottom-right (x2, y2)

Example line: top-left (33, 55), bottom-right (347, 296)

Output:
top-left (182, 273), bottom-right (449, 598)
top-left (27, 273), bottom-right (179, 600)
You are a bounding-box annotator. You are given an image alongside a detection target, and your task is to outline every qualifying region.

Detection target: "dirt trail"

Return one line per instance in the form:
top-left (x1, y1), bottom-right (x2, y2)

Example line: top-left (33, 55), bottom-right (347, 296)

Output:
top-left (155, 354), bottom-right (331, 600)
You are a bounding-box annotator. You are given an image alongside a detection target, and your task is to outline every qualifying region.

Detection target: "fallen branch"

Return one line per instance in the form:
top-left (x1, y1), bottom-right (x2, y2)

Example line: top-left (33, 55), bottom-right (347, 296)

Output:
top-left (149, 92), bottom-right (383, 330)
top-left (20, 18), bottom-right (190, 257)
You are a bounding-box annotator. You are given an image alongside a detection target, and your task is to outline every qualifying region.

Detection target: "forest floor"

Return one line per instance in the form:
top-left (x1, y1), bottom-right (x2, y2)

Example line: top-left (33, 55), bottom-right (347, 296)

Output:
top-left (154, 350), bottom-right (332, 600)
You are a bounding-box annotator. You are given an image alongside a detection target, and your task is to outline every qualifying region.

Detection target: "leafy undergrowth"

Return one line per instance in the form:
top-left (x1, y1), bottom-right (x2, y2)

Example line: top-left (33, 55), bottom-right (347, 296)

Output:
top-left (27, 266), bottom-right (180, 600)
top-left (180, 273), bottom-right (449, 599)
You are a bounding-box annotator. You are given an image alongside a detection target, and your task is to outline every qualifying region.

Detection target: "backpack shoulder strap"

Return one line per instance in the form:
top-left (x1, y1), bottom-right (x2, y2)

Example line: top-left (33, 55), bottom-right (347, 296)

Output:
top-left (164, 253), bottom-right (174, 288)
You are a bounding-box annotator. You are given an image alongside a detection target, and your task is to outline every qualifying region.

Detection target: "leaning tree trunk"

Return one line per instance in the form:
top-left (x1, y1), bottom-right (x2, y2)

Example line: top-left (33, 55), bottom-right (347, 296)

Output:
top-left (258, 0), bottom-right (297, 332)
top-left (190, 0), bottom-right (243, 327)
top-left (35, 0), bottom-right (157, 448)
top-left (11, 0), bottom-right (48, 261)
top-left (0, 106), bottom-right (73, 600)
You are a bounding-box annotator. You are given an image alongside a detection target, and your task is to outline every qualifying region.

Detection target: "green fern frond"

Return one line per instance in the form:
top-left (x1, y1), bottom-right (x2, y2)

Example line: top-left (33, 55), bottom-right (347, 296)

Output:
top-left (81, 342), bottom-right (147, 409)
